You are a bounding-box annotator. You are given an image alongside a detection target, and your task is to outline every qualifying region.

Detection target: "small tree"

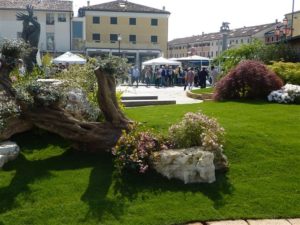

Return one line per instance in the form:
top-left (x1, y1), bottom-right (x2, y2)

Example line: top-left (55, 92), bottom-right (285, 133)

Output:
top-left (214, 60), bottom-right (283, 100)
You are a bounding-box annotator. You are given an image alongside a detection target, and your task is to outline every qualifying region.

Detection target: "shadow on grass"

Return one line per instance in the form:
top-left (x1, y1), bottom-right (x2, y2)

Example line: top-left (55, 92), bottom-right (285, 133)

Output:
top-left (0, 150), bottom-right (105, 212)
top-left (80, 156), bottom-right (126, 222)
top-left (112, 169), bottom-right (234, 210)
top-left (0, 131), bottom-right (233, 222)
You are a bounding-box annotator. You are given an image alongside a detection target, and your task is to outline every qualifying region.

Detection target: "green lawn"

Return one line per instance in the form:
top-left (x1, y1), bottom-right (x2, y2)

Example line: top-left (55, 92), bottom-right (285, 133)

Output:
top-left (191, 87), bottom-right (214, 94)
top-left (0, 101), bottom-right (300, 225)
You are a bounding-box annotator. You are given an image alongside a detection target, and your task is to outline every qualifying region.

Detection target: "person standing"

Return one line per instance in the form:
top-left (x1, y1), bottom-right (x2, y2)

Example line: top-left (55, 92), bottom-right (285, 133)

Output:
top-left (210, 66), bottom-right (218, 87)
top-left (144, 66), bottom-right (151, 87)
top-left (199, 67), bottom-right (208, 88)
top-left (132, 66), bottom-right (140, 87)
top-left (184, 67), bottom-right (195, 91)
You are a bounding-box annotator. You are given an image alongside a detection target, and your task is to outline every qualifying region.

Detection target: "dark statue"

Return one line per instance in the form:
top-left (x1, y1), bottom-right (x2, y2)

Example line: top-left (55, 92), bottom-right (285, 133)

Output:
top-left (16, 5), bottom-right (40, 72)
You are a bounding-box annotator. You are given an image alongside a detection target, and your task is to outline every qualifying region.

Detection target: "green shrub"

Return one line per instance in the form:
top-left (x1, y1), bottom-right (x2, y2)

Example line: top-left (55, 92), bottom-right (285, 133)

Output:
top-left (214, 60), bottom-right (283, 100)
top-left (268, 61), bottom-right (300, 85)
top-left (168, 111), bottom-right (225, 152)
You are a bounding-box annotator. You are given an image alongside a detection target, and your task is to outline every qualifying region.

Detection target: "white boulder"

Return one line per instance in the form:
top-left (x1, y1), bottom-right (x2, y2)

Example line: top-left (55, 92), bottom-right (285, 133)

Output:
top-left (0, 141), bottom-right (20, 168)
top-left (152, 147), bottom-right (216, 184)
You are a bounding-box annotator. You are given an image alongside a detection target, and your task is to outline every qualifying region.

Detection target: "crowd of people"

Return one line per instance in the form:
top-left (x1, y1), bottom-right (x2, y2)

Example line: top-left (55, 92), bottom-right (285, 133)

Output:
top-left (126, 65), bottom-right (219, 90)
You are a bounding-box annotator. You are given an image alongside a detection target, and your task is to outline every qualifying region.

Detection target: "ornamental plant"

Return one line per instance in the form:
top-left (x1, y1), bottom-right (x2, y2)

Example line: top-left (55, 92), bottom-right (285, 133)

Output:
top-left (214, 60), bottom-right (283, 100)
top-left (268, 61), bottom-right (300, 85)
top-left (268, 84), bottom-right (300, 104)
top-left (0, 92), bottom-right (20, 132)
top-left (168, 112), bottom-right (225, 152)
top-left (112, 124), bottom-right (169, 174)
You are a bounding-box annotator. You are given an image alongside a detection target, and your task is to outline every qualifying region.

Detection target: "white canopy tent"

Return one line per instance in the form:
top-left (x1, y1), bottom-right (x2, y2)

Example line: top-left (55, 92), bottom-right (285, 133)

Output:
top-left (171, 55), bottom-right (211, 68)
top-left (52, 51), bottom-right (86, 65)
top-left (142, 56), bottom-right (181, 66)
top-left (175, 55), bottom-right (211, 61)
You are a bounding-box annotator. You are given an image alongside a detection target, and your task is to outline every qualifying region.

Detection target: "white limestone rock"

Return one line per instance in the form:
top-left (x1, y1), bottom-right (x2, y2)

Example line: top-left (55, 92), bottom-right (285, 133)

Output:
top-left (0, 141), bottom-right (20, 168)
top-left (0, 155), bottom-right (8, 168)
top-left (152, 147), bottom-right (216, 184)
top-left (63, 88), bottom-right (100, 121)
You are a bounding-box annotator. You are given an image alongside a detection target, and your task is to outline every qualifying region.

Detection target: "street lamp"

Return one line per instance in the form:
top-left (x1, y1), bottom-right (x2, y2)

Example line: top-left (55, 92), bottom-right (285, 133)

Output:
top-left (275, 18), bottom-right (291, 43)
top-left (117, 34), bottom-right (122, 56)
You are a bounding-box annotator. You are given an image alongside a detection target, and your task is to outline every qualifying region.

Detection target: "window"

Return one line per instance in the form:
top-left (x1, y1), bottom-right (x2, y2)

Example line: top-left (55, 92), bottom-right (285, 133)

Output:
top-left (92, 33), bottom-right (100, 42)
top-left (93, 16), bottom-right (100, 24)
top-left (236, 39), bottom-right (238, 44)
top-left (72, 21), bottom-right (83, 38)
top-left (241, 39), bottom-right (244, 44)
top-left (129, 18), bottom-right (136, 25)
top-left (151, 18), bottom-right (158, 26)
top-left (58, 13), bottom-right (66, 22)
top-left (46, 13), bottom-right (54, 25)
top-left (151, 35), bottom-right (158, 43)
top-left (46, 33), bottom-right (55, 50)
top-left (110, 17), bottom-right (117, 24)
top-left (110, 34), bottom-right (118, 43)
top-left (129, 35), bottom-right (136, 43)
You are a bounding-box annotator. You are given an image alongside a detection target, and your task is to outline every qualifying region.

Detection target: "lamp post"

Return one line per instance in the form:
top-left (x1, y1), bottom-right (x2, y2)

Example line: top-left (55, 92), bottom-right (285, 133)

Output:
top-left (275, 18), bottom-right (291, 43)
top-left (117, 34), bottom-right (122, 56)
top-left (291, 0), bottom-right (295, 37)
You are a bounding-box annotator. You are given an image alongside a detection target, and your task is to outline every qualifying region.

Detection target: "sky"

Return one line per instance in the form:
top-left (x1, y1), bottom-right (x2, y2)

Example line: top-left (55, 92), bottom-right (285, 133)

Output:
top-left (72, 0), bottom-right (299, 41)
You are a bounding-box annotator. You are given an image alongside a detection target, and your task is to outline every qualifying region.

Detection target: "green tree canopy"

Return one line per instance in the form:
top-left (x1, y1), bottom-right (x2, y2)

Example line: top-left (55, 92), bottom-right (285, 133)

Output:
top-left (214, 39), bottom-right (299, 74)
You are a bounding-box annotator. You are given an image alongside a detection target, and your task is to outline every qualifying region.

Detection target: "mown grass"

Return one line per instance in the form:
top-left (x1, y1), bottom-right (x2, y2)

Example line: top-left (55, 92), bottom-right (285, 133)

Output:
top-left (0, 101), bottom-right (300, 225)
top-left (191, 87), bottom-right (214, 94)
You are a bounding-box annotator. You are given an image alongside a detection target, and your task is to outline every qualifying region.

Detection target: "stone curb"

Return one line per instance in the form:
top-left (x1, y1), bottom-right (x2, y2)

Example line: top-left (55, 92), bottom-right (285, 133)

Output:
top-left (186, 90), bottom-right (214, 101)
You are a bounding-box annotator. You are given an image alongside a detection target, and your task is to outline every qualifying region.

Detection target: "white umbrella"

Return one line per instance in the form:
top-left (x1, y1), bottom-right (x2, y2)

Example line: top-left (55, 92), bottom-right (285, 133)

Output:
top-left (52, 51), bottom-right (86, 65)
top-left (176, 55), bottom-right (211, 61)
top-left (142, 56), bottom-right (181, 66)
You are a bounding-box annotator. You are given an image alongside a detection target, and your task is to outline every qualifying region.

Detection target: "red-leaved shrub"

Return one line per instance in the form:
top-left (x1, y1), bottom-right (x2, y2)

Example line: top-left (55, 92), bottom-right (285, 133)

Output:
top-left (214, 60), bottom-right (283, 100)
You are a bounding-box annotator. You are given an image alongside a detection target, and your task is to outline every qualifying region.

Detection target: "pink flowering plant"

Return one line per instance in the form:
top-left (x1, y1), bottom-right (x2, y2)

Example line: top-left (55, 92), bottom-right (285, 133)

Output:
top-left (168, 112), bottom-right (225, 152)
top-left (112, 124), bottom-right (169, 174)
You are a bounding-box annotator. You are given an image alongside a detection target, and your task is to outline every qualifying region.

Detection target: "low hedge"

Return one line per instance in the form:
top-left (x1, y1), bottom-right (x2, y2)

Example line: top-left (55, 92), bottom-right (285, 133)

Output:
top-left (268, 61), bottom-right (300, 85)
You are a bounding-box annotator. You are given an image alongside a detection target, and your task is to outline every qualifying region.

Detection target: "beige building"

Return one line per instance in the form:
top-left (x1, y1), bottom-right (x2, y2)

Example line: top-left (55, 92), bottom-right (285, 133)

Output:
top-left (286, 10), bottom-right (300, 37)
top-left (168, 23), bottom-right (276, 59)
top-left (78, 0), bottom-right (170, 66)
top-left (0, 0), bottom-right (73, 53)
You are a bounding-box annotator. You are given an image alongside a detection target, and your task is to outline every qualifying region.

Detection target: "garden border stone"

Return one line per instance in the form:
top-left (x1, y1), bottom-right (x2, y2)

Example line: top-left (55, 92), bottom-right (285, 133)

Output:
top-left (0, 141), bottom-right (20, 168)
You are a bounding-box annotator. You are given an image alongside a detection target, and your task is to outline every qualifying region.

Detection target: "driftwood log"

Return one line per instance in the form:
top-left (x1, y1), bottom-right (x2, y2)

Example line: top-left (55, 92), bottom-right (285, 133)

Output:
top-left (0, 62), bottom-right (131, 152)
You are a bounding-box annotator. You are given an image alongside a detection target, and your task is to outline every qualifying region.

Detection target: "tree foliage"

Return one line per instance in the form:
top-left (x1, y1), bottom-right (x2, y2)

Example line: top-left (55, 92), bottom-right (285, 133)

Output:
top-left (215, 40), bottom-right (299, 74)
top-left (268, 61), bottom-right (300, 85)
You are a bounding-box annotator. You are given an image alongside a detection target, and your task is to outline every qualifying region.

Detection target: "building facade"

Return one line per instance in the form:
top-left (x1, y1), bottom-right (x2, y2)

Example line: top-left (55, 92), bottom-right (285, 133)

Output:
top-left (168, 22), bottom-right (276, 59)
top-left (77, 0), bottom-right (170, 66)
top-left (0, 0), bottom-right (73, 53)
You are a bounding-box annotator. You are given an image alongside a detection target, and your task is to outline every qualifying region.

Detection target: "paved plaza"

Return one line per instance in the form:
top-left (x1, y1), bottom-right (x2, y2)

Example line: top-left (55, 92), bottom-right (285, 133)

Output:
top-left (117, 85), bottom-right (203, 104)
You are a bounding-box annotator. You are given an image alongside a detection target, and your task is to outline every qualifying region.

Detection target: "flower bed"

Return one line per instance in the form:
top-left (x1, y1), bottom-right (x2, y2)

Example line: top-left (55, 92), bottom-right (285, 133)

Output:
top-left (113, 112), bottom-right (228, 183)
top-left (268, 84), bottom-right (300, 104)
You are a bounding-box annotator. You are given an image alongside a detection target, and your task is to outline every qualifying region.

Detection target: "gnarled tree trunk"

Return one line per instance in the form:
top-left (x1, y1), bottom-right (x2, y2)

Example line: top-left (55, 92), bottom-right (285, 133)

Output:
top-left (0, 59), bottom-right (16, 97)
top-left (0, 66), bottom-right (131, 152)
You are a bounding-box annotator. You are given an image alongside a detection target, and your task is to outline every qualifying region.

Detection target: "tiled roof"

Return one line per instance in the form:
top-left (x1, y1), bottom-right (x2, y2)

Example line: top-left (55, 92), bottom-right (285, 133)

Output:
top-left (169, 23), bottom-right (277, 45)
top-left (79, 0), bottom-right (170, 15)
top-left (0, 0), bottom-right (73, 12)
top-left (227, 23), bottom-right (276, 38)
